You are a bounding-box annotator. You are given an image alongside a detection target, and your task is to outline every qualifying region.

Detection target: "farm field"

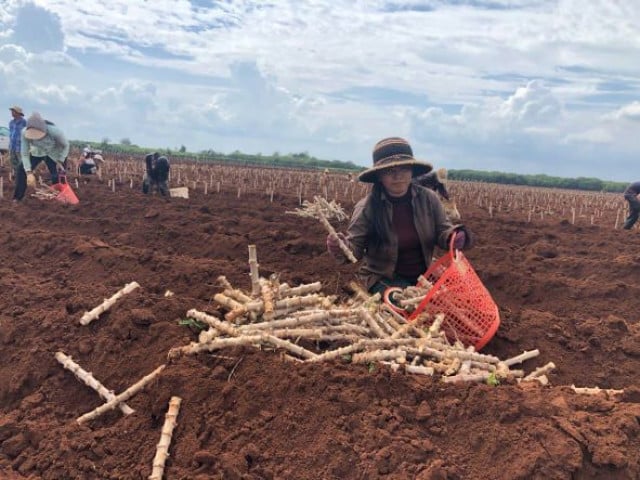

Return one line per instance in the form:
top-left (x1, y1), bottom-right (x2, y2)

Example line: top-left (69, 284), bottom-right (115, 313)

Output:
top-left (1, 156), bottom-right (640, 479)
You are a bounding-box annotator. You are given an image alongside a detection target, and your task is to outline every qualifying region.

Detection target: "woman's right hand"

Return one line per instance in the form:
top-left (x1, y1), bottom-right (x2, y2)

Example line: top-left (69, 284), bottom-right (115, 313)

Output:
top-left (326, 232), bottom-right (347, 256)
top-left (26, 173), bottom-right (36, 188)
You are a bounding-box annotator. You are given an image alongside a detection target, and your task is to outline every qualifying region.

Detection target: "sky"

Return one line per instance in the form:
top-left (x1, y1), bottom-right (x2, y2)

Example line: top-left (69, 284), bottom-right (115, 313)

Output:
top-left (1, 0), bottom-right (639, 181)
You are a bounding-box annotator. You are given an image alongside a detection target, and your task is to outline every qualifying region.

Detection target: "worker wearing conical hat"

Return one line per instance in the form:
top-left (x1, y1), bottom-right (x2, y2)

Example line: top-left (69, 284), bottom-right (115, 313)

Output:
top-left (8, 106), bottom-right (26, 179)
top-left (14, 112), bottom-right (69, 201)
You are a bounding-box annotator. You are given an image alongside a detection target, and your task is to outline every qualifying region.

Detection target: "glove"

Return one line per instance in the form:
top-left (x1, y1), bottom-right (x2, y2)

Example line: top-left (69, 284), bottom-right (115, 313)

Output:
top-left (327, 232), bottom-right (347, 257)
top-left (26, 173), bottom-right (36, 188)
top-left (453, 230), bottom-right (466, 250)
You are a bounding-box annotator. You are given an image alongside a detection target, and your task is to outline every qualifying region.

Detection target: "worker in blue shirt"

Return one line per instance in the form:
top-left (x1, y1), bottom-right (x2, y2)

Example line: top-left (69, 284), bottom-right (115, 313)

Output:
top-left (8, 105), bottom-right (27, 174)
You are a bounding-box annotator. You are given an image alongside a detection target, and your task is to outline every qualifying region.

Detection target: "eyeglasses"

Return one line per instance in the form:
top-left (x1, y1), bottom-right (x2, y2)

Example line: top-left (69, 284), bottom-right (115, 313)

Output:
top-left (380, 166), bottom-right (413, 176)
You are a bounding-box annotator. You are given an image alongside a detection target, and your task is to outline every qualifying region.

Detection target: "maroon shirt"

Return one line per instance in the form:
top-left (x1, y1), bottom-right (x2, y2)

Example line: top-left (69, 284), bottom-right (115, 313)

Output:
top-left (390, 192), bottom-right (426, 279)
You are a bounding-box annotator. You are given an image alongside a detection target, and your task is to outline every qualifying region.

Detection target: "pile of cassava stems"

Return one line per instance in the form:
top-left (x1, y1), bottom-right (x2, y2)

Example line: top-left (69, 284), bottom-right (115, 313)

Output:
top-left (168, 246), bottom-right (551, 386)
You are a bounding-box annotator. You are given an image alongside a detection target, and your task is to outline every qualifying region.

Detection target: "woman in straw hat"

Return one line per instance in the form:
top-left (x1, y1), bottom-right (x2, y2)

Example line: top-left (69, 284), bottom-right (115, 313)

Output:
top-left (14, 112), bottom-right (69, 201)
top-left (8, 106), bottom-right (27, 177)
top-left (327, 137), bottom-right (473, 294)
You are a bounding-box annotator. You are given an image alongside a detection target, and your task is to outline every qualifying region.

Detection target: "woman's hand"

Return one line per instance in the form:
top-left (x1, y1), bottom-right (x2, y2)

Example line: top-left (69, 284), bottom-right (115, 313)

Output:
top-left (26, 172), bottom-right (36, 188)
top-left (326, 232), bottom-right (347, 256)
top-left (453, 230), bottom-right (466, 250)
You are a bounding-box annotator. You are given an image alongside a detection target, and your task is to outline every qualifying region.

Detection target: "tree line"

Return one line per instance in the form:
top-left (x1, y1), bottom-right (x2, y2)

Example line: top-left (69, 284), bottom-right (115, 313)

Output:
top-left (447, 169), bottom-right (628, 193)
top-left (71, 140), bottom-right (629, 193)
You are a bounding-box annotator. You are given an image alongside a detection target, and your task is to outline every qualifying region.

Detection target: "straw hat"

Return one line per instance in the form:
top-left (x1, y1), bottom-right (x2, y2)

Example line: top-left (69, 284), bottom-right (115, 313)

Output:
top-left (358, 137), bottom-right (432, 183)
top-left (9, 106), bottom-right (24, 116)
top-left (24, 112), bottom-right (47, 141)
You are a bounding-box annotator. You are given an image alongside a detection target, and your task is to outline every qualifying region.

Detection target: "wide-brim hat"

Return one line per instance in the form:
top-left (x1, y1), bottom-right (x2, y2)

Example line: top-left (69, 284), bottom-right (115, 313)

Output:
top-left (24, 128), bottom-right (47, 140)
top-left (358, 137), bottom-right (432, 183)
top-left (24, 112), bottom-right (47, 140)
top-left (9, 105), bottom-right (24, 116)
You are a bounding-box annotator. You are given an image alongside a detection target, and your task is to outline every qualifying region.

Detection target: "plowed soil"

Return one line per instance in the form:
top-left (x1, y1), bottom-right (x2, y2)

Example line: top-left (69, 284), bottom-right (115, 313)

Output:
top-left (1, 165), bottom-right (640, 480)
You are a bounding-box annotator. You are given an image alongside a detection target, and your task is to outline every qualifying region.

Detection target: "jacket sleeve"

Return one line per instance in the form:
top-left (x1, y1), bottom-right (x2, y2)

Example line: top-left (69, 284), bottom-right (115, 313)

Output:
top-left (435, 182), bottom-right (450, 200)
top-left (347, 198), bottom-right (372, 261)
top-left (20, 129), bottom-right (32, 172)
top-left (51, 127), bottom-right (69, 162)
top-left (426, 189), bottom-right (457, 250)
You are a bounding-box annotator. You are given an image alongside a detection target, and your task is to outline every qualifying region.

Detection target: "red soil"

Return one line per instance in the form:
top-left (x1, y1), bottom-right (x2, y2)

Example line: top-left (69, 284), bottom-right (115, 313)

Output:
top-left (1, 167), bottom-right (639, 479)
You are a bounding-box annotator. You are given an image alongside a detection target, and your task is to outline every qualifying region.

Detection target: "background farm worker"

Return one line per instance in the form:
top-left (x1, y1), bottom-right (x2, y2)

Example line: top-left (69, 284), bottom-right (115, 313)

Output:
top-left (8, 106), bottom-right (26, 177)
top-left (414, 168), bottom-right (450, 200)
top-left (327, 137), bottom-right (473, 294)
top-left (142, 152), bottom-right (170, 196)
top-left (14, 112), bottom-right (69, 201)
top-left (79, 153), bottom-right (99, 174)
top-left (414, 167), bottom-right (461, 221)
top-left (622, 181), bottom-right (640, 230)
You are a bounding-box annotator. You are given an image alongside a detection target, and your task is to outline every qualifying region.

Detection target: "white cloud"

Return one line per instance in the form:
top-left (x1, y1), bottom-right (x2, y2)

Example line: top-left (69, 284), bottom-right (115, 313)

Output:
top-left (25, 84), bottom-right (82, 105)
top-left (607, 101), bottom-right (640, 122)
top-left (563, 128), bottom-right (612, 145)
top-left (0, 0), bottom-right (638, 180)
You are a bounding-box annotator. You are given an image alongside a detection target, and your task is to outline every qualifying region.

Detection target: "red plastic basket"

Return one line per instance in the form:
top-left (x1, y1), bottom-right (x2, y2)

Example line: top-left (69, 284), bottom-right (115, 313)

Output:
top-left (407, 237), bottom-right (500, 350)
top-left (51, 175), bottom-right (79, 205)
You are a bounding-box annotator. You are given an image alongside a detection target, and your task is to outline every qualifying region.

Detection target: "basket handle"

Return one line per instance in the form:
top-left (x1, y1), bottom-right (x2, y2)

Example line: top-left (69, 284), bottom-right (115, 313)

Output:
top-left (382, 287), bottom-right (409, 318)
top-left (449, 232), bottom-right (460, 260)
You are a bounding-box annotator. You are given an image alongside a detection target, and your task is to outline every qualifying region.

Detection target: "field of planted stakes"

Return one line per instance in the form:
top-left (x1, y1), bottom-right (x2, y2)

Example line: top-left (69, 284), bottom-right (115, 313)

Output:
top-left (0, 153), bottom-right (639, 479)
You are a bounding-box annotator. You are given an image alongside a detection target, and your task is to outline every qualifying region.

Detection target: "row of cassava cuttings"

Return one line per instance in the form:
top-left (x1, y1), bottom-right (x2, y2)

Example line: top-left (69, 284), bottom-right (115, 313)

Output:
top-left (61, 150), bottom-right (369, 204)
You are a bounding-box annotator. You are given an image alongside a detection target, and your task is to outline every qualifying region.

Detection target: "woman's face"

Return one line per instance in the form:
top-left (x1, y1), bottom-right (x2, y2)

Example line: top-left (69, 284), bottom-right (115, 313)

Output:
top-left (378, 165), bottom-right (413, 197)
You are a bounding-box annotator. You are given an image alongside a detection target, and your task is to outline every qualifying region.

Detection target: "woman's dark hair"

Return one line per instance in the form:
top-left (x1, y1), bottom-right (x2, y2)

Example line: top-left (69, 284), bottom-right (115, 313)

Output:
top-left (366, 183), bottom-right (389, 248)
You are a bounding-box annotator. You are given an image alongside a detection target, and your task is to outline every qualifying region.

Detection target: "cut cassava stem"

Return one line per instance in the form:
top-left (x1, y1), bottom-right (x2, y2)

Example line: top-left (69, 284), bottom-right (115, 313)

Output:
top-left (237, 310), bottom-right (362, 332)
top-left (187, 309), bottom-right (240, 336)
top-left (279, 282), bottom-right (323, 297)
top-left (76, 364), bottom-right (166, 424)
top-left (504, 349), bottom-right (540, 367)
top-left (286, 196), bottom-right (357, 262)
top-left (323, 218), bottom-right (357, 263)
top-left (352, 349), bottom-right (407, 364)
top-left (358, 308), bottom-right (389, 338)
top-left (169, 335), bottom-right (264, 358)
top-left (306, 338), bottom-right (418, 363)
top-left (259, 278), bottom-right (276, 321)
top-left (80, 281), bottom-right (140, 325)
top-left (570, 385), bottom-right (624, 397)
top-left (170, 334), bottom-right (318, 360)
top-left (523, 362), bottom-right (556, 381)
top-left (148, 396), bottom-right (182, 480)
top-left (248, 245), bottom-right (260, 296)
top-left (55, 351), bottom-right (134, 415)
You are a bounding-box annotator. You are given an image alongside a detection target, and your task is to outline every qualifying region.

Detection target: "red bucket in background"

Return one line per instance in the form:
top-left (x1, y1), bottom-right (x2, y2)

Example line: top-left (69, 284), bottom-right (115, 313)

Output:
top-left (51, 176), bottom-right (79, 205)
top-left (408, 239), bottom-right (500, 350)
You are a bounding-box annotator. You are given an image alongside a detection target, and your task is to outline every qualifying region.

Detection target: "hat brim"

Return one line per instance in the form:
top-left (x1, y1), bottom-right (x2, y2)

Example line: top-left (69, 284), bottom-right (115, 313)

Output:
top-left (10, 107), bottom-right (24, 116)
top-left (24, 128), bottom-right (46, 141)
top-left (358, 159), bottom-right (433, 183)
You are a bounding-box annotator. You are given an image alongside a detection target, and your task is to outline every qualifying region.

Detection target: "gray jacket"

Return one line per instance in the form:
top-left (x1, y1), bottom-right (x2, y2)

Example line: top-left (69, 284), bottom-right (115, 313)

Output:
top-left (343, 184), bottom-right (458, 290)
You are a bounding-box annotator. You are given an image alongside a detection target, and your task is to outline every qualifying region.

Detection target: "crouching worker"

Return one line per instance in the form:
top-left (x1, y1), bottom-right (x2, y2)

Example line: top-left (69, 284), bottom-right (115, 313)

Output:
top-left (414, 167), bottom-right (461, 221)
top-left (142, 152), bottom-right (170, 196)
top-left (414, 168), bottom-right (450, 200)
top-left (326, 137), bottom-right (473, 295)
top-left (80, 153), bottom-right (104, 175)
top-left (14, 112), bottom-right (69, 202)
top-left (622, 181), bottom-right (640, 230)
